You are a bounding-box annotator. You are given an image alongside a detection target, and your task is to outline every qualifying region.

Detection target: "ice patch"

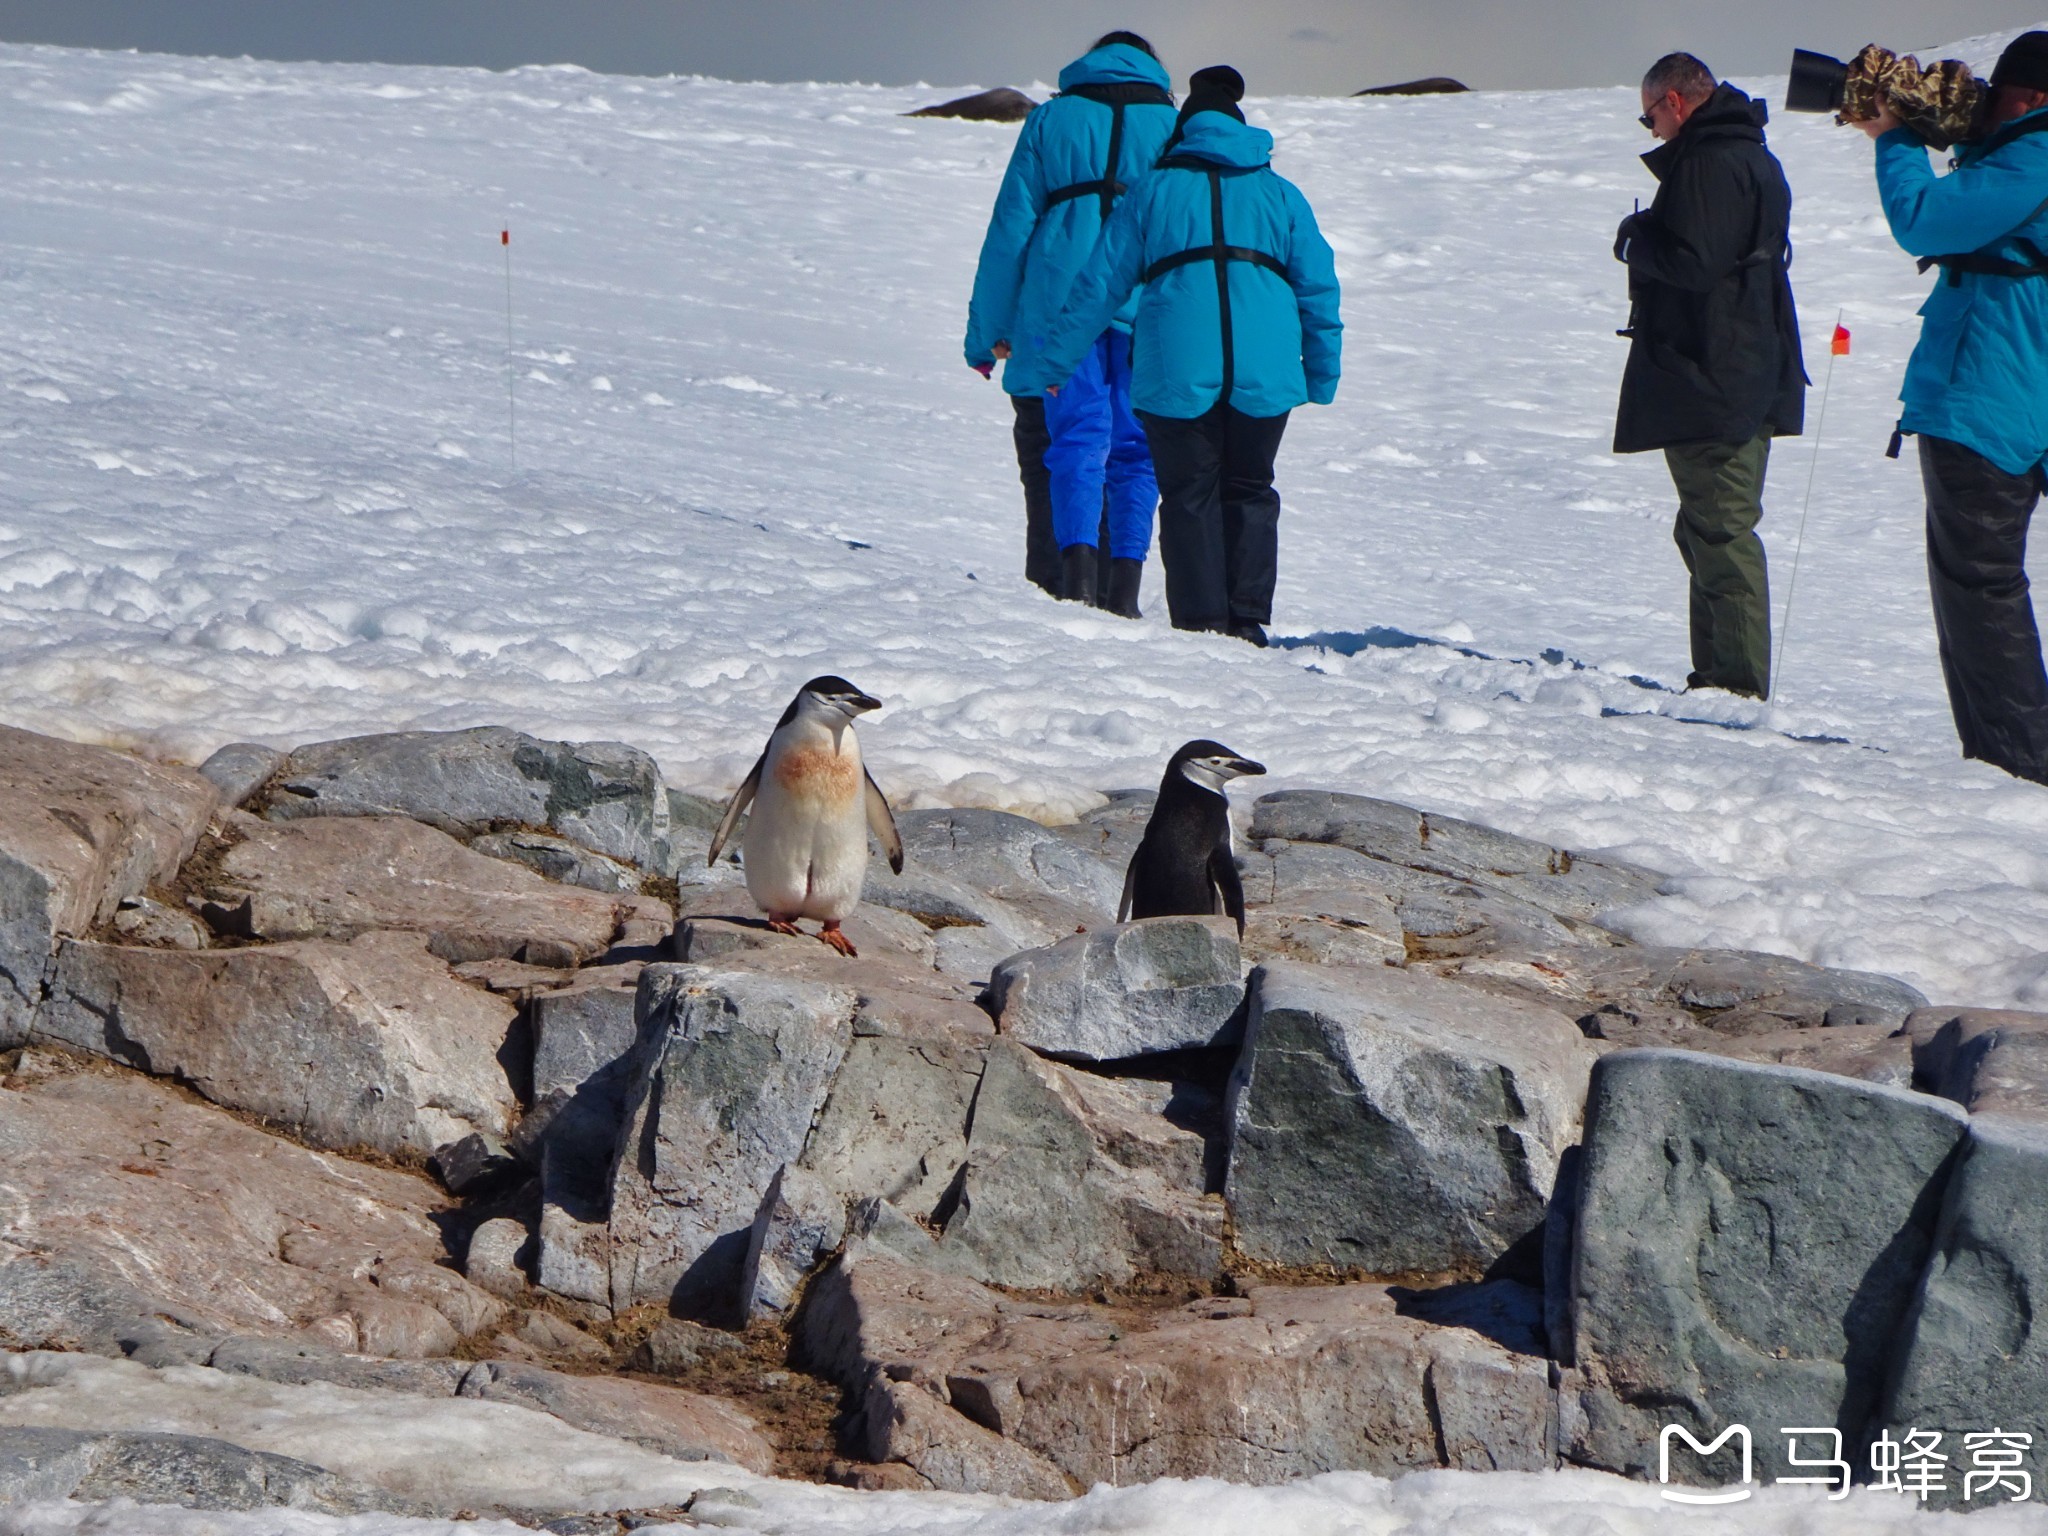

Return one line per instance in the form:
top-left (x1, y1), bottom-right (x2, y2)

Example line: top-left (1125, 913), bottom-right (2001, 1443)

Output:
top-left (704, 375), bottom-right (780, 394)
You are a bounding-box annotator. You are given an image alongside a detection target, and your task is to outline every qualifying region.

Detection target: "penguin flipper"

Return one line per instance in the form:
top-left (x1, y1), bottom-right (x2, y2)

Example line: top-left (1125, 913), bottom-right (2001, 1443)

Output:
top-left (1117, 851), bottom-right (1138, 924)
top-left (1210, 845), bottom-right (1247, 937)
top-left (864, 769), bottom-right (904, 875)
top-left (706, 753), bottom-right (764, 867)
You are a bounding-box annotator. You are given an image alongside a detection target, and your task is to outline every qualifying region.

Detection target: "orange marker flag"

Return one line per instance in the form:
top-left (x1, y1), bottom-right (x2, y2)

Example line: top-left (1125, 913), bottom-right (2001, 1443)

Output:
top-left (501, 229), bottom-right (509, 245)
top-left (1831, 324), bottom-right (1851, 355)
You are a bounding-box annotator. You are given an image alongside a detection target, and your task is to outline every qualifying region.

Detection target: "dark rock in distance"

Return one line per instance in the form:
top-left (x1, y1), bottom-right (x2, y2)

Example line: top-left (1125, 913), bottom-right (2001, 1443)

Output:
top-left (1354, 77), bottom-right (1470, 96)
top-left (905, 88), bottom-right (1037, 122)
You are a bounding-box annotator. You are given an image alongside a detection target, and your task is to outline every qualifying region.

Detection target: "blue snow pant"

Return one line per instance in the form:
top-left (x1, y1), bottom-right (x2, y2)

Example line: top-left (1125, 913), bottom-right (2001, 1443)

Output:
top-left (1042, 330), bottom-right (1158, 559)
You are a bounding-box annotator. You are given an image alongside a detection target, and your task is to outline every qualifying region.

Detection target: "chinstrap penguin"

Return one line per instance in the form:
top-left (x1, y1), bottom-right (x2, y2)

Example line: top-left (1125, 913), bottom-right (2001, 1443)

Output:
top-left (1119, 739), bottom-right (1267, 934)
top-left (707, 675), bottom-right (904, 957)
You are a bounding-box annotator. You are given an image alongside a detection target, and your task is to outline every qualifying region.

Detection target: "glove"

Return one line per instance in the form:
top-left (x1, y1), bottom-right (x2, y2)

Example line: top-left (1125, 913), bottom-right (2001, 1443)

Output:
top-left (1613, 211), bottom-right (1648, 262)
top-left (970, 360), bottom-right (994, 379)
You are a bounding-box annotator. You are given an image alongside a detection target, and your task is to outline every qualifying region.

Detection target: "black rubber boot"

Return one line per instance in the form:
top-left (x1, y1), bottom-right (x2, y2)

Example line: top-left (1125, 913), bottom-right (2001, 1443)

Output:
top-left (1228, 618), bottom-right (1269, 648)
top-left (1105, 558), bottom-right (1144, 619)
top-left (1060, 544), bottom-right (1099, 606)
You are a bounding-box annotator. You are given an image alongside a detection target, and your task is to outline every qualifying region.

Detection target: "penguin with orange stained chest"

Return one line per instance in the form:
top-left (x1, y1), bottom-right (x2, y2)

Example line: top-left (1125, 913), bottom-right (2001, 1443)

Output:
top-left (1119, 739), bottom-right (1267, 934)
top-left (706, 676), bottom-right (903, 957)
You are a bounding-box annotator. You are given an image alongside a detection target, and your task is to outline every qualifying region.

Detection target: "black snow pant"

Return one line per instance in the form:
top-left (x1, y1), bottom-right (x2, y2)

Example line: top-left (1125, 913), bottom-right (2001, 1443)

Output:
top-left (1920, 434), bottom-right (2048, 784)
top-left (1139, 405), bottom-right (1290, 631)
top-left (1013, 395), bottom-right (1113, 601)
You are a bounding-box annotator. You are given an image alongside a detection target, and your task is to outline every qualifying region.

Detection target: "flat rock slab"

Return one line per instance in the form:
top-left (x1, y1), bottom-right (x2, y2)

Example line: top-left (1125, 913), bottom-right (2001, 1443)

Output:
top-left (197, 742), bottom-right (284, 810)
top-left (987, 916), bottom-right (1245, 1061)
top-left (1565, 1049), bottom-right (1970, 1484)
top-left (457, 1360), bottom-right (773, 1473)
top-left (895, 807), bottom-right (1123, 932)
top-left (0, 1425), bottom-right (422, 1516)
top-left (1908, 1006), bottom-right (2048, 1117)
top-left (266, 725), bottom-right (673, 873)
top-left (200, 810), bottom-right (666, 965)
top-left (0, 1061), bottom-right (471, 1355)
top-left (798, 1253), bottom-right (1551, 1495)
top-left (1226, 960), bottom-right (1594, 1275)
top-left (1875, 1113), bottom-right (2048, 1509)
top-left (605, 965), bottom-right (856, 1312)
top-left (1250, 789), bottom-right (1662, 925)
top-left (37, 930), bottom-right (519, 1156)
top-left (0, 726), bottom-right (219, 1045)
top-left (1438, 945), bottom-right (1928, 1039)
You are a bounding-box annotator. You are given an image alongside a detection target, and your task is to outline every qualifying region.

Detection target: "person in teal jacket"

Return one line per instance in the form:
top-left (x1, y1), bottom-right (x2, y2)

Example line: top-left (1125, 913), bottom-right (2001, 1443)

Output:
top-left (1864, 30), bottom-right (2048, 782)
top-left (1008, 72), bottom-right (1342, 644)
top-left (964, 34), bottom-right (1177, 613)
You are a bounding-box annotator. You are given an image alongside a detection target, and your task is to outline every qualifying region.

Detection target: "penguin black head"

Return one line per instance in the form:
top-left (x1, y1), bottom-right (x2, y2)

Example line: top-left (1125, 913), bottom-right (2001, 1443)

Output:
top-left (780, 675), bottom-right (882, 728)
top-left (1165, 739), bottom-right (1267, 796)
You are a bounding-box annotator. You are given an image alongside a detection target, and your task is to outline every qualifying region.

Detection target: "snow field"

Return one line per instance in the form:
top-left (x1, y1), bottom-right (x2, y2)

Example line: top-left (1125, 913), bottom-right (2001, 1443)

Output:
top-left (0, 41), bottom-right (2044, 995)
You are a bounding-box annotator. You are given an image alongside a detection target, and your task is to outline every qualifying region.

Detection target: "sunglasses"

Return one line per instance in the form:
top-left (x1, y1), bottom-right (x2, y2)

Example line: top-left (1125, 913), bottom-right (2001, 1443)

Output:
top-left (1639, 94), bottom-right (1674, 132)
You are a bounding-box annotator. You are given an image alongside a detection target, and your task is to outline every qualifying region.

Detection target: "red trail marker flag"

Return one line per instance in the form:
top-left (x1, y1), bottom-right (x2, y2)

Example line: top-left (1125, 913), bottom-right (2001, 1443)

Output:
top-left (1831, 324), bottom-right (1851, 355)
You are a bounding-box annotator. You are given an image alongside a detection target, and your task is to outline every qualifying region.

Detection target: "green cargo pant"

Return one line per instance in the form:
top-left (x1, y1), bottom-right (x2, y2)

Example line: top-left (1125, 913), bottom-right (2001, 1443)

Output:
top-left (1665, 432), bottom-right (1773, 698)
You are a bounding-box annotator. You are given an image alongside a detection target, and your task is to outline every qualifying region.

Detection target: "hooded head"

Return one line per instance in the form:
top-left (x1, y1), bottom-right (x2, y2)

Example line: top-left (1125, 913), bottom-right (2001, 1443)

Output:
top-left (1160, 65), bottom-right (1248, 159)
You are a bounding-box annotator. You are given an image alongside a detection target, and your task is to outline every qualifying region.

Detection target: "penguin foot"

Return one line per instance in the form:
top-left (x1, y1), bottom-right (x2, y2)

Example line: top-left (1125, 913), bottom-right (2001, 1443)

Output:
top-left (818, 922), bottom-right (858, 958)
top-left (766, 915), bottom-right (804, 937)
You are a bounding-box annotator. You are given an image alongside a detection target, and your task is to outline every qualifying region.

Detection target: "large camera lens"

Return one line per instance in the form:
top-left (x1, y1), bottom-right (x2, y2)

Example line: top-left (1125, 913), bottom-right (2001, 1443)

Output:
top-left (1786, 49), bottom-right (1850, 113)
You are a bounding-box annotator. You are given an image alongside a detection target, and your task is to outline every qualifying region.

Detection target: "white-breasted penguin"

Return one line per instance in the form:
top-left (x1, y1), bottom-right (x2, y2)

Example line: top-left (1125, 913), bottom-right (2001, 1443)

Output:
top-left (706, 675), bottom-right (904, 957)
top-left (1118, 739), bottom-right (1267, 934)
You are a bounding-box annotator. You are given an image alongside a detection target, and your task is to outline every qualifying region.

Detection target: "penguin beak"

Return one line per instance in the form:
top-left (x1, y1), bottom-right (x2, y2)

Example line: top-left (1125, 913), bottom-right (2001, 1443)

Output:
top-left (1226, 757), bottom-right (1268, 778)
top-left (837, 691), bottom-right (881, 716)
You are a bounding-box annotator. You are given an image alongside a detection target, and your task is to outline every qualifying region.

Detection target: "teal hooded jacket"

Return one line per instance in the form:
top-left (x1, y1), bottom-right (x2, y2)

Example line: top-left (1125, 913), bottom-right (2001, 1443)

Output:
top-left (1876, 106), bottom-right (2048, 476)
top-left (1006, 112), bottom-right (1342, 419)
top-left (963, 44), bottom-right (1177, 397)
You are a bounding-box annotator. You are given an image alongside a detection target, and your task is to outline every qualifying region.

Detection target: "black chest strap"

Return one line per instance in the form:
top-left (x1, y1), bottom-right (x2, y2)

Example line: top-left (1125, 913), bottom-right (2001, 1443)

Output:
top-left (1919, 115), bottom-right (2048, 285)
top-left (1042, 82), bottom-right (1172, 221)
top-left (1135, 161), bottom-right (1289, 406)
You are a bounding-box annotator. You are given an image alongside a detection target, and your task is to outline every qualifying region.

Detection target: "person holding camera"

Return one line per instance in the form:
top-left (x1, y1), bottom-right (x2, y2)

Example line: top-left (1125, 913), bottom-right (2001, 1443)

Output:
top-left (1613, 54), bottom-right (1807, 700)
top-left (1862, 32), bottom-right (2048, 784)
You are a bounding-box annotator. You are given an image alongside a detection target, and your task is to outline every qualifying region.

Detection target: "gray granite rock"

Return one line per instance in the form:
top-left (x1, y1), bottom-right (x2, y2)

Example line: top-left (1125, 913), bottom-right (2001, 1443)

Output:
top-left (1875, 1114), bottom-right (2048, 1509)
top-left (206, 1336), bottom-right (471, 1397)
top-left (896, 807), bottom-right (1123, 929)
top-left (196, 810), bottom-right (663, 965)
top-left (472, 830), bottom-right (643, 894)
top-left (1907, 1007), bottom-right (2048, 1117)
top-left (267, 725), bottom-right (672, 872)
top-left (631, 1317), bottom-right (745, 1376)
top-left (110, 895), bottom-right (211, 950)
top-left (464, 1217), bottom-right (536, 1301)
top-left (36, 930), bottom-right (519, 1156)
top-left (606, 965), bottom-right (857, 1311)
top-left (1251, 789), bottom-right (1662, 925)
top-left (524, 982), bottom-right (640, 1305)
top-left (0, 725), bottom-right (219, 1046)
top-left (928, 1040), bottom-right (1223, 1292)
top-left (0, 1426), bottom-right (419, 1515)
top-left (859, 1373), bottom-right (1072, 1497)
top-left (739, 1165), bottom-right (848, 1321)
top-left (455, 1361), bottom-right (774, 1471)
top-left (796, 1031), bottom-right (985, 1220)
top-left (1565, 1049), bottom-right (1970, 1484)
top-left (987, 917), bottom-right (1245, 1061)
top-left (429, 1131), bottom-right (520, 1195)
top-left (1226, 960), bottom-right (1594, 1275)
top-left (197, 742), bottom-right (284, 809)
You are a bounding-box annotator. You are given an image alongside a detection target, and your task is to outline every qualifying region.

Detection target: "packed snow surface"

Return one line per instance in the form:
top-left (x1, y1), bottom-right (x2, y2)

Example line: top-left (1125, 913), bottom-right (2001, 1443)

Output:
top-left (2, 39), bottom-right (2047, 1004)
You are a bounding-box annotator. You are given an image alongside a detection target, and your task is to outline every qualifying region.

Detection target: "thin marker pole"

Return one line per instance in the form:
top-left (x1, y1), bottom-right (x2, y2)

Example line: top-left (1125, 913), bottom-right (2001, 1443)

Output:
top-left (502, 227), bottom-right (517, 471)
top-left (1772, 307), bottom-right (1846, 701)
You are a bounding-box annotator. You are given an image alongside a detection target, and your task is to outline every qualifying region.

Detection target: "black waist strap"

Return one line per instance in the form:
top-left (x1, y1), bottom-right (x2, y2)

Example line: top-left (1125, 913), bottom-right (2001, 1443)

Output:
top-left (1045, 97), bottom-right (1134, 221)
top-left (1143, 244), bottom-right (1289, 284)
top-left (1045, 177), bottom-right (1125, 209)
top-left (1918, 238), bottom-right (2048, 285)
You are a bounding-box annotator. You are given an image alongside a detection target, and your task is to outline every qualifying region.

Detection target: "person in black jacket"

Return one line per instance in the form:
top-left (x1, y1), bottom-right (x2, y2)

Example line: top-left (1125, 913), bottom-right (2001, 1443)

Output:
top-left (1614, 54), bottom-right (1806, 699)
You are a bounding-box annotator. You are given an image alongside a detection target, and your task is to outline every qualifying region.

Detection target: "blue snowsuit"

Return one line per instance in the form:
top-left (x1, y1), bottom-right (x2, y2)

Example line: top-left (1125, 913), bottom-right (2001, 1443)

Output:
top-left (1876, 106), bottom-right (2048, 476)
top-left (1006, 113), bottom-right (1342, 418)
top-left (1875, 105), bottom-right (2048, 781)
top-left (964, 45), bottom-right (1176, 556)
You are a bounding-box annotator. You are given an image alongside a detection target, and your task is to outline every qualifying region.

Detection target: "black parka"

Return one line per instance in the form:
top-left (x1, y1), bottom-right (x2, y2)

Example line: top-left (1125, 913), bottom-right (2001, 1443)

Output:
top-left (1613, 86), bottom-right (1807, 454)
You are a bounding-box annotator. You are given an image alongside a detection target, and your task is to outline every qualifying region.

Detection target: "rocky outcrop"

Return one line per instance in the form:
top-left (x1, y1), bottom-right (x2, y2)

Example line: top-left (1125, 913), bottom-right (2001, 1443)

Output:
top-left (798, 1252), bottom-right (1551, 1495)
top-left (0, 726), bottom-right (219, 1046)
top-left (34, 930), bottom-right (519, 1156)
top-left (195, 811), bottom-right (666, 965)
top-left (1226, 961), bottom-right (1594, 1275)
top-left (1563, 1049), bottom-right (1970, 1484)
top-left (926, 1040), bottom-right (1223, 1292)
top-left (0, 1057), bottom-right (494, 1355)
top-left (1251, 789), bottom-right (1661, 928)
top-left (265, 725), bottom-right (674, 873)
top-left (0, 1425), bottom-right (422, 1516)
top-left (457, 1361), bottom-right (774, 1472)
top-left (606, 965), bottom-right (857, 1311)
top-left (1907, 1006), bottom-right (2048, 1116)
top-left (986, 917), bottom-right (1245, 1061)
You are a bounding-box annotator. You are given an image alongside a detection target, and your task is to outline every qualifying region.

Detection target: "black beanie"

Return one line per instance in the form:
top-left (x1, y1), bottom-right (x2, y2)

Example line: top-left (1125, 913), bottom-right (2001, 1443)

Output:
top-left (1992, 31), bottom-right (2048, 93)
top-left (1179, 64), bottom-right (1246, 124)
